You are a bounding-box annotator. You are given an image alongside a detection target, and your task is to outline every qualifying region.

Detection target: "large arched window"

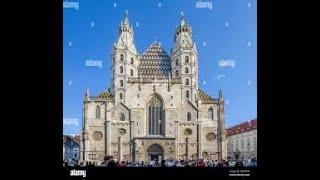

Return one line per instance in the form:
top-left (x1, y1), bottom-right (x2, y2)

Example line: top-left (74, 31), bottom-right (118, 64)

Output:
top-left (208, 107), bottom-right (214, 120)
top-left (120, 80), bottom-right (123, 87)
top-left (96, 105), bottom-right (100, 119)
top-left (148, 94), bottom-right (164, 135)
top-left (185, 78), bottom-right (189, 85)
top-left (120, 66), bottom-right (123, 74)
top-left (130, 69), bottom-right (134, 77)
top-left (187, 112), bottom-right (191, 121)
top-left (186, 90), bottom-right (190, 98)
top-left (120, 54), bottom-right (124, 61)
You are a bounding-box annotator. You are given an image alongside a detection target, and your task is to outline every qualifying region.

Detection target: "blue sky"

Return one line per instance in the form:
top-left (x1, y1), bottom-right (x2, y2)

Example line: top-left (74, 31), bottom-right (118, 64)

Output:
top-left (63, 0), bottom-right (257, 135)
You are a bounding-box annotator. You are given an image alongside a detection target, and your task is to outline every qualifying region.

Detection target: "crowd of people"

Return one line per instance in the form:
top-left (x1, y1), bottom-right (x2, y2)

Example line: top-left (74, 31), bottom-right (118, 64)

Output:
top-left (64, 156), bottom-right (257, 167)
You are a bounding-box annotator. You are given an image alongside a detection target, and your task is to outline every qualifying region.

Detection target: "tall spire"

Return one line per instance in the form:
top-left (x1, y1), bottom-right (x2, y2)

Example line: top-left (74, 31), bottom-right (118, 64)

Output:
top-left (180, 11), bottom-right (185, 26)
top-left (124, 9), bottom-right (129, 26)
top-left (84, 88), bottom-right (90, 101)
top-left (219, 89), bottom-right (224, 100)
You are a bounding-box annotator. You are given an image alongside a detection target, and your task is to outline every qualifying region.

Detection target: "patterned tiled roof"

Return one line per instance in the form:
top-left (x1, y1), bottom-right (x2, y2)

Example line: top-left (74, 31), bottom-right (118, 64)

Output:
top-left (198, 89), bottom-right (217, 104)
top-left (97, 91), bottom-right (114, 100)
top-left (138, 42), bottom-right (171, 78)
top-left (226, 119), bottom-right (257, 136)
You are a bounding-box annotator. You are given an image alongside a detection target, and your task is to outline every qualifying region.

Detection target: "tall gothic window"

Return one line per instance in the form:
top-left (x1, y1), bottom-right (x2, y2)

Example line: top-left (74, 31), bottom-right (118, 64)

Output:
top-left (185, 78), bottom-right (189, 85)
top-left (120, 66), bottom-right (123, 74)
top-left (187, 112), bottom-right (191, 121)
top-left (148, 94), bottom-right (164, 135)
top-left (120, 80), bottom-right (124, 87)
top-left (119, 93), bottom-right (123, 99)
top-left (208, 107), bottom-right (214, 120)
top-left (185, 67), bottom-right (189, 73)
top-left (185, 56), bottom-right (189, 63)
top-left (96, 105), bottom-right (100, 119)
top-left (186, 90), bottom-right (190, 98)
top-left (130, 69), bottom-right (134, 77)
top-left (175, 70), bottom-right (179, 76)
top-left (120, 54), bottom-right (124, 61)
top-left (130, 58), bottom-right (134, 64)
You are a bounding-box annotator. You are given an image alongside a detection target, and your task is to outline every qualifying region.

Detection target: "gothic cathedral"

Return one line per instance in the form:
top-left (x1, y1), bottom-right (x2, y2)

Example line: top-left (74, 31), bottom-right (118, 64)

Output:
top-left (80, 12), bottom-right (227, 164)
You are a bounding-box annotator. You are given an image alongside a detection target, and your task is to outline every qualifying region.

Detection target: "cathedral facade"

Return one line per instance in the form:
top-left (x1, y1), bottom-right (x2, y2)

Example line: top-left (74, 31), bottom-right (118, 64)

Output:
top-left (80, 12), bottom-right (227, 164)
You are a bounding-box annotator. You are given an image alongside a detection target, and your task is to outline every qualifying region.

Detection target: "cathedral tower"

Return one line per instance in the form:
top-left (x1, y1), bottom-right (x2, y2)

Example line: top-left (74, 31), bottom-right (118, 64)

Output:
top-left (111, 11), bottom-right (138, 104)
top-left (171, 12), bottom-right (198, 104)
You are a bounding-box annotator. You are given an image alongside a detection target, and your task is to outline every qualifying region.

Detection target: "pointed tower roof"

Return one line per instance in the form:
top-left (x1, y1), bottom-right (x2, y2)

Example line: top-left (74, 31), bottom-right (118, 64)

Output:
top-left (84, 88), bottom-right (90, 101)
top-left (119, 10), bottom-right (133, 35)
top-left (123, 10), bottom-right (129, 26)
top-left (219, 89), bottom-right (224, 100)
top-left (174, 12), bottom-right (192, 41)
top-left (115, 10), bottom-right (137, 53)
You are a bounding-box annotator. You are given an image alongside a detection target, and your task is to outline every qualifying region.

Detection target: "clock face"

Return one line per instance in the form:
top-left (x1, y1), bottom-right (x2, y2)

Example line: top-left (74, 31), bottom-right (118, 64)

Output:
top-left (93, 131), bottom-right (103, 141)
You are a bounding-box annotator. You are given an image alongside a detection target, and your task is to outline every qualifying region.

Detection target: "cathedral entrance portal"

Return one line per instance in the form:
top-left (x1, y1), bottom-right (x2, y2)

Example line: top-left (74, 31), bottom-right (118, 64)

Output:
top-left (147, 144), bottom-right (164, 161)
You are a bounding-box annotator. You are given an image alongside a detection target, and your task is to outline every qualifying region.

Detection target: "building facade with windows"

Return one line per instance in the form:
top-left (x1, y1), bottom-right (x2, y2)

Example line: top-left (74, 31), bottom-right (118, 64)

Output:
top-left (63, 135), bottom-right (80, 164)
top-left (226, 119), bottom-right (257, 160)
top-left (80, 12), bottom-right (227, 164)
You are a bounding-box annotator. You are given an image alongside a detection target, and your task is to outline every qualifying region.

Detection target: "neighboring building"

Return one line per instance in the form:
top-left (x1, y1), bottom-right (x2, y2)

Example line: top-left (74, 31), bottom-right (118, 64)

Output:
top-left (63, 135), bottom-right (80, 164)
top-left (226, 119), bottom-right (257, 160)
top-left (80, 11), bottom-right (227, 165)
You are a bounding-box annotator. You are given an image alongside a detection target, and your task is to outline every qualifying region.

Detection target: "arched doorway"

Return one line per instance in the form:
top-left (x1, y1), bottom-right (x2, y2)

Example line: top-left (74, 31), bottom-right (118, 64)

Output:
top-left (147, 144), bottom-right (164, 161)
top-left (202, 151), bottom-right (208, 160)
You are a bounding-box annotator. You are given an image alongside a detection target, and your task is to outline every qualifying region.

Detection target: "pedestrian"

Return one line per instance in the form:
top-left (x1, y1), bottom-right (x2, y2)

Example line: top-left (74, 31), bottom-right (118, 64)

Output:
top-left (176, 160), bottom-right (184, 167)
top-left (161, 160), bottom-right (166, 167)
top-left (198, 159), bottom-right (205, 167)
